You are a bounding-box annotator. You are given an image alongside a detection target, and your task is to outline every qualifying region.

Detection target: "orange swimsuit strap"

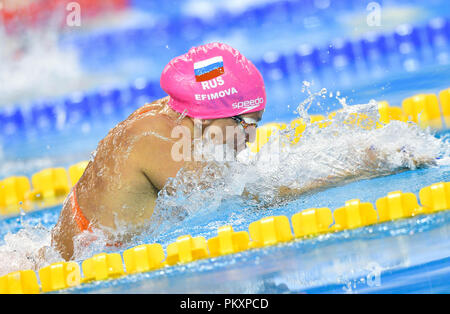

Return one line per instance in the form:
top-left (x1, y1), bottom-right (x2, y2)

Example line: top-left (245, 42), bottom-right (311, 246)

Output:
top-left (71, 185), bottom-right (92, 233)
top-left (129, 103), bottom-right (157, 119)
top-left (70, 185), bottom-right (122, 248)
top-left (129, 97), bottom-right (170, 119)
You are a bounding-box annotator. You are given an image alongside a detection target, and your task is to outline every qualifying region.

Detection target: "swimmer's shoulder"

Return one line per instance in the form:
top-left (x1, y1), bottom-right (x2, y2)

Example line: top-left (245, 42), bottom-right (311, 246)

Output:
top-left (128, 96), bottom-right (170, 119)
top-left (119, 96), bottom-right (180, 143)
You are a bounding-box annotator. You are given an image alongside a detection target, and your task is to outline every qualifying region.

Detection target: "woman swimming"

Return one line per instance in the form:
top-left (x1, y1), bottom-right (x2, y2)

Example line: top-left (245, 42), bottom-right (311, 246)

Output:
top-left (51, 42), bottom-right (266, 260)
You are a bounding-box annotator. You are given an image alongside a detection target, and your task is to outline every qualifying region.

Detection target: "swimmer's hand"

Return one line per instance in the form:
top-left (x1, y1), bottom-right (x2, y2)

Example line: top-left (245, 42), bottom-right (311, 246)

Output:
top-left (242, 188), bottom-right (261, 202)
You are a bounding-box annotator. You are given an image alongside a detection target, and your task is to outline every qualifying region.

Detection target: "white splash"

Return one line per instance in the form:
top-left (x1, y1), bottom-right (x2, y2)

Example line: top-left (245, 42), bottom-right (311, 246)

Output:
top-left (0, 85), bottom-right (447, 275)
top-left (0, 223), bottom-right (61, 276)
top-left (150, 93), bottom-right (446, 236)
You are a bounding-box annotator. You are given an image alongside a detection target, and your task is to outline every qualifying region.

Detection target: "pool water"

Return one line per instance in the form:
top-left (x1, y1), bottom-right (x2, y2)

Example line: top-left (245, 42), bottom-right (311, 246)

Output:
top-left (0, 106), bottom-right (448, 293)
top-left (2, 162), bottom-right (448, 293)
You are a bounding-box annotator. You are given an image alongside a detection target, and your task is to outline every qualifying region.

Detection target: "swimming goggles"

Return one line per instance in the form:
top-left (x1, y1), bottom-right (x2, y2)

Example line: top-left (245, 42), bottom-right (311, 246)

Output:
top-left (230, 116), bottom-right (258, 130)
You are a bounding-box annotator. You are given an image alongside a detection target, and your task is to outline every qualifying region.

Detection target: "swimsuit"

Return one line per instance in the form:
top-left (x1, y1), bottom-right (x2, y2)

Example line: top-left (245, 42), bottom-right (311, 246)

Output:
top-left (70, 184), bottom-right (122, 248)
top-left (70, 184), bottom-right (92, 233)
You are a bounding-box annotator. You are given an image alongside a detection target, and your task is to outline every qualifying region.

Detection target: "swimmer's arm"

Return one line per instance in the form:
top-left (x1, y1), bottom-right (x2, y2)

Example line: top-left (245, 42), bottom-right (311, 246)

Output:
top-left (245, 146), bottom-right (436, 203)
top-left (50, 198), bottom-right (80, 261)
top-left (128, 114), bottom-right (228, 192)
top-left (126, 115), bottom-right (186, 191)
top-left (241, 181), bottom-right (326, 204)
top-left (276, 148), bottom-right (436, 199)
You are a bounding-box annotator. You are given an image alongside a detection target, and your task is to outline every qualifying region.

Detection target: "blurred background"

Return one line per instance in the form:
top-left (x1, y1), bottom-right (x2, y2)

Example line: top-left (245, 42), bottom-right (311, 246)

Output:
top-left (1, 0), bottom-right (450, 178)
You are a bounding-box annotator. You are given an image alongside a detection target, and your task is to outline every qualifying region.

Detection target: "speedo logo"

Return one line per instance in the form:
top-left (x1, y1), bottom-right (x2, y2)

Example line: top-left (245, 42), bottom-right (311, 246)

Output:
top-left (232, 97), bottom-right (264, 109)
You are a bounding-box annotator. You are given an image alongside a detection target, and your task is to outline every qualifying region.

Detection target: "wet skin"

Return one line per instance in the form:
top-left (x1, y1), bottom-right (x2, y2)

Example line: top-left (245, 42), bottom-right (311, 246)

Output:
top-left (51, 96), bottom-right (263, 260)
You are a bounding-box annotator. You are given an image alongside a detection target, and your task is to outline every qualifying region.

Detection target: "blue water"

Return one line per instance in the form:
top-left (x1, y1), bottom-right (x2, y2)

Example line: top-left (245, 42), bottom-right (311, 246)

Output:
top-left (1, 0), bottom-right (450, 293)
top-left (0, 154), bottom-right (449, 293)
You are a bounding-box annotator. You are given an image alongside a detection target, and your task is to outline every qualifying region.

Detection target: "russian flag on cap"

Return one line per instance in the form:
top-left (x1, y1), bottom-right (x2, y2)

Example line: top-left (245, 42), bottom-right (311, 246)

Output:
top-left (194, 56), bottom-right (224, 82)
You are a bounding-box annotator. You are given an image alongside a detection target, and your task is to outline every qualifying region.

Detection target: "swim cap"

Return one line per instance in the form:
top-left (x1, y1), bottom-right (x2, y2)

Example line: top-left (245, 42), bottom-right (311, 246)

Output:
top-left (160, 42), bottom-right (266, 119)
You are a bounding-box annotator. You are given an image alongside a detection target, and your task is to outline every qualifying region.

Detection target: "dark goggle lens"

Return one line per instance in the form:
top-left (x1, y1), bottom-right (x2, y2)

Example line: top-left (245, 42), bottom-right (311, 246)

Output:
top-left (231, 116), bottom-right (258, 129)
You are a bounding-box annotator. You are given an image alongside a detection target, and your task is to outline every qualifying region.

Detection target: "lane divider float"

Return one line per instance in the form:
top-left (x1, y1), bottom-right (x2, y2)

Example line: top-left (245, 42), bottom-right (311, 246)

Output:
top-left (0, 180), bottom-right (448, 294)
top-left (1, 88), bottom-right (449, 215)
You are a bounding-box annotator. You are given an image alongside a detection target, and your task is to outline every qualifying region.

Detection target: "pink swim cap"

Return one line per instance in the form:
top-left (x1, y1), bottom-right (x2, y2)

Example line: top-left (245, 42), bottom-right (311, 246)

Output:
top-left (160, 42), bottom-right (266, 119)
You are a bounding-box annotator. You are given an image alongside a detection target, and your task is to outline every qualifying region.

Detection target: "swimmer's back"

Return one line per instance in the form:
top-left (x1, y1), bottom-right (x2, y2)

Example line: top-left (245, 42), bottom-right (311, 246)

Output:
top-left (52, 97), bottom-right (189, 259)
top-left (77, 96), bottom-right (185, 225)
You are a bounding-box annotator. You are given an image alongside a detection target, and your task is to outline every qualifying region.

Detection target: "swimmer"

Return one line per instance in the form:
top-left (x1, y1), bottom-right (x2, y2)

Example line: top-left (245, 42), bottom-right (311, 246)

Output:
top-left (49, 43), bottom-right (437, 262)
top-left (50, 43), bottom-right (266, 260)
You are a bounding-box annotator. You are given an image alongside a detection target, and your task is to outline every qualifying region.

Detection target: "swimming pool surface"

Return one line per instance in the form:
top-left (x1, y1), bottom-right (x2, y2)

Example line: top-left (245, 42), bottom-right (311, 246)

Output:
top-left (1, 162), bottom-right (448, 293)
